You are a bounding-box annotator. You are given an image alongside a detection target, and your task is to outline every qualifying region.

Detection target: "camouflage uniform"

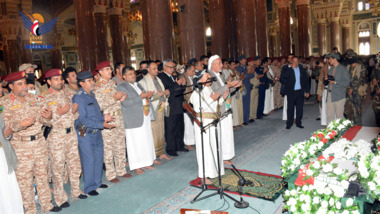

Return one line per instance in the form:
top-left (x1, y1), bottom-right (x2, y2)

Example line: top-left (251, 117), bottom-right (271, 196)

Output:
top-left (1, 93), bottom-right (54, 213)
top-left (345, 62), bottom-right (368, 126)
top-left (94, 77), bottom-right (127, 180)
top-left (372, 68), bottom-right (380, 126)
top-left (64, 84), bottom-right (79, 99)
top-left (44, 88), bottom-right (83, 206)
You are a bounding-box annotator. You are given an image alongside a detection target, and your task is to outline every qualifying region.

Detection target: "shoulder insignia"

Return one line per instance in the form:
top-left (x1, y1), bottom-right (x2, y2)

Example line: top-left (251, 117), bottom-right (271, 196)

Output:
top-left (49, 88), bottom-right (54, 94)
top-left (29, 102), bottom-right (38, 107)
top-left (38, 95), bottom-right (44, 99)
top-left (48, 101), bottom-right (58, 106)
top-left (96, 81), bottom-right (101, 87)
top-left (102, 80), bottom-right (106, 85)
top-left (11, 104), bottom-right (21, 110)
top-left (10, 94), bottom-right (15, 101)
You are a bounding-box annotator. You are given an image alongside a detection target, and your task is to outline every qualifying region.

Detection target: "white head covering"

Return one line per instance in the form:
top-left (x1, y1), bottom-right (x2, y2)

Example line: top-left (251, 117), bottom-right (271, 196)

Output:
top-left (208, 55), bottom-right (221, 72)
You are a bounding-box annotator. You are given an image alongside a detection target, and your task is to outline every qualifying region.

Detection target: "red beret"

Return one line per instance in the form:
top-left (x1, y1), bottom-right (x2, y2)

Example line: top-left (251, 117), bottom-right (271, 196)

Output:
top-left (96, 61), bottom-right (111, 71)
top-left (1, 75), bottom-right (8, 81)
top-left (44, 69), bottom-right (62, 79)
top-left (247, 57), bottom-right (254, 63)
top-left (5, 71), bottom-right (26, 83)
top-left (91, 70), bottom-right (99, 76)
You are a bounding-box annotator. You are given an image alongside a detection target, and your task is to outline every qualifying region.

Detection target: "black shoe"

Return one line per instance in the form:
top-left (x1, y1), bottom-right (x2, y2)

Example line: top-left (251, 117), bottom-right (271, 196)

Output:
top-left (178, 148), bottom-right (189, 152)
top-left (78, 194), bottom-right (88, 199)
top-left (50, 206), bottom-right (62, 212)
top-left (249, 119), bottom-right (255, 123)
top-left (316, 118), bottom-right (321, 121)
top-left (88, 190), bottom-right (99, 196)
top-left (286, 126), bottom-right (291, 129)
top-left (167, 152), bottom-right (178, 156)
top-left (99, 184), bottom-right (108, 188)
top-left (60, 202), bottom-right (70, 208)
top-left (243, 122), bottom-right (248, 125)
top-left (263, 114), bottom-right (268, 117)
top-left (257, 117), bottom-right (263, 119)
top-left (297, 125), bottom-right (304, 129)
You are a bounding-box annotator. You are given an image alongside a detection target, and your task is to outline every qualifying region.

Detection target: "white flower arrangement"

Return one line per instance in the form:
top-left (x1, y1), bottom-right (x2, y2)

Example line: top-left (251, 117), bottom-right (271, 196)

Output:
top-left (281, 119), bottom-right (353, 178)
top-left (356, 153), bottom-right (380, 200)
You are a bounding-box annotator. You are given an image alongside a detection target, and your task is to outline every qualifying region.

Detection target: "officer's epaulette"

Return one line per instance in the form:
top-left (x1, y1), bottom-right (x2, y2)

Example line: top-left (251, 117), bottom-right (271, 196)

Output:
top-left (9, 94), bottom-right (15, 101)
top-left (101, 80), bottom-right (107, 85)
top-left (38, 95), bottom-right (45, 99)
top-left (48, 88), bottom-right (54, 94)
top-left (76, 91), bottom-right (84, 95)
top-left (96, 81), bottom-right (102, 87)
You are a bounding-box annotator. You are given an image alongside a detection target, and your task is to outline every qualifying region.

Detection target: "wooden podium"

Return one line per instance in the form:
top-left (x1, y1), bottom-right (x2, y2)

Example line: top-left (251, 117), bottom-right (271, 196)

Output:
top-left (180, 208), bottom-right (228, 214)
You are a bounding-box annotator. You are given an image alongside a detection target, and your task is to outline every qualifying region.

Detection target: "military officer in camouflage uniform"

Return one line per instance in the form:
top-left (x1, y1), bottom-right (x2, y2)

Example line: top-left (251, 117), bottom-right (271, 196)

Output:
top-left (345, 52), bottom-right (368, 126)
top-left (63, 67), bottom-right (79, 99)
top-left (93, 61), bottom-right (130, 183)
top-left (1, 71), bottom-right (61, 213)
top-left (44, 69), bottom-right (87, 208)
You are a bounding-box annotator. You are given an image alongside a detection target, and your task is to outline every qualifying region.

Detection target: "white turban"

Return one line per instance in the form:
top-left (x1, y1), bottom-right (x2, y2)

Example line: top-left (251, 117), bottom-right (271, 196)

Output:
top-left (208, 55), bottom-right (221, 72)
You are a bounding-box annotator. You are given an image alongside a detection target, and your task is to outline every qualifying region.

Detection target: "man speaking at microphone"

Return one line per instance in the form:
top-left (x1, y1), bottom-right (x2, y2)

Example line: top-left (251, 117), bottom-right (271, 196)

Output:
top-left (208, 55), bottom-right (242, 165)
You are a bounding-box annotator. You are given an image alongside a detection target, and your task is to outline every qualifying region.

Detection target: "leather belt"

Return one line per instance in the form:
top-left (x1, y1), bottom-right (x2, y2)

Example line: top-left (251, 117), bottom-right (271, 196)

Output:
top-left (87, 129), bottom-right (99, 134)
top-left (196, 112), bottom-right (218, 120)
top-left (19, 133), bottom-right (43, 141)
top-left (105, 110), bottom-right (122, 116)
top-left (55, 127), bottom-right (73, 135)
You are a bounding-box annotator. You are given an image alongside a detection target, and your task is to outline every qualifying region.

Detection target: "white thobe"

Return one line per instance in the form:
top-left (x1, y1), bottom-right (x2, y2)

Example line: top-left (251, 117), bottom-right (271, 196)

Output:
top-left (264, 67), bottom-right (275, 114)
top-left (184, 77), bottom-right (195, 146)
top-left (0, 148), bottom-right (23, 214)
top-left (214, 73), bottom-right (235, 160)
top-left (190, 87), bottom-right (225, 179)
top-left (125, 83), bottom-right (156, 170)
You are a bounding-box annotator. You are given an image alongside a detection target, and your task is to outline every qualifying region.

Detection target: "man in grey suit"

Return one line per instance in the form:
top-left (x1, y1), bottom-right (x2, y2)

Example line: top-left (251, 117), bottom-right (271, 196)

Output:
top-left (325, 53), bottom-right (350, 124)
top-left (117, 66), bottom-right (160, 175)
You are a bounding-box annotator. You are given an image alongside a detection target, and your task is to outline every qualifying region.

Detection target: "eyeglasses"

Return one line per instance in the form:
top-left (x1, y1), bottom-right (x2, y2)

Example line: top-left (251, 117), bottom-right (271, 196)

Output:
top-left (165, 65), bottom-right (176, 69)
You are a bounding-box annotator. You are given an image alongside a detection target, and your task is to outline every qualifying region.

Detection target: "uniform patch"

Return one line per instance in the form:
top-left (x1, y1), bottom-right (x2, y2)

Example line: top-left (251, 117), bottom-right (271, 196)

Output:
top-left (0, 105), bottom-right (3, 113)
top-left (48, 101), bottom-right (58, 106)
top-left (29, 102), bottom-right (38, 107)
top-left (103, 89), bottom-right (111, 93)
top-left (11, 104), bottom-right (21, 110)
top-left (102, 80), bottom-right (106, 85)
top-left (10, 94), bottom-right (15, 101)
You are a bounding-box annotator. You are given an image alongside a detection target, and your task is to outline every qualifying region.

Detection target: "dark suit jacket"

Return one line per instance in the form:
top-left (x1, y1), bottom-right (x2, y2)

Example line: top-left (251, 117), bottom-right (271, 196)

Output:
top-left (158, 72), bottom-right (185, 115)
top-left (282, 65), bottom-right (310, 96)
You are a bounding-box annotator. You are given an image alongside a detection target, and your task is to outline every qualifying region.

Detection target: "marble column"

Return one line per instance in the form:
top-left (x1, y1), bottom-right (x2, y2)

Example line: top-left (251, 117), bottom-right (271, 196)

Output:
top-left (94, 5), bottom-right (109, 62)
top-left (269, 34), bottom-right (277, 57)
top-left (22, 40), bottom-right (32, 63)
top-left (5, 39), bottom-right (19, 73)
top-left (317, 19), bottom-right (327, 56)
top-left (234, 0), bottom-right (257, 57)
top-left (255, 0), bottom-right (268, 57)
top-left (73, 0), bottom-right (97, 70)
top-left (140, 0), bottom-right (151, 60)
top-left (296, 0), bottom-right (311, 57)
top-left (226, 0), bottom-right (237, 59)
top-left (342, 24), bottom-right (350, 52)
top-left (109, 7), bottom-right (124, 64)
top-left (178, 0), bottom-right (206, 63)
top-left (276, 0), bottom-right (291, 56)
top-left (330, 17), bottom-right (341, 52)
top-left (209, 0), bottom-right (228, 58)
top-left (142, 0), bottom-right (174, 61)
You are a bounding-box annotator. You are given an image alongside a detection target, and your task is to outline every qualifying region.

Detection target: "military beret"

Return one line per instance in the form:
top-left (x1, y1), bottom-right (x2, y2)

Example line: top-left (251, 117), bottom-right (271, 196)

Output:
top-left (237, 55), bottom-right (246, 61)
top-left (44, 69), bottom-right (62, 79)
top-left (5, 71), bottom-right (26, 83)
top-left (1, 75), bottom-right (8, 81)
top-left (247, 57), bottom-right (254, 63)
top-left (96, 61), bottom-right (111, 71)
top-left (77, 71), bottom-right (93, 81)
top-left (91, 70), bottom-right (99, 76)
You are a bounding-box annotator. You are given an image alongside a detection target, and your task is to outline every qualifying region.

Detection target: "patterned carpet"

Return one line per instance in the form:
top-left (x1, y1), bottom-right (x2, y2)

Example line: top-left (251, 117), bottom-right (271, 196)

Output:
top-left (189, 168), bottom-right (285, 201)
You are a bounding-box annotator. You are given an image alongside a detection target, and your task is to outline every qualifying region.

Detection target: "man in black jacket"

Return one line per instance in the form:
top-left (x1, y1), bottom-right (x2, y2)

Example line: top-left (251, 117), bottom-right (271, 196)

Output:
top-left (158, 59), bottom-right (187, 156)
top-left (282, 57), bottom-right (310, 129)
